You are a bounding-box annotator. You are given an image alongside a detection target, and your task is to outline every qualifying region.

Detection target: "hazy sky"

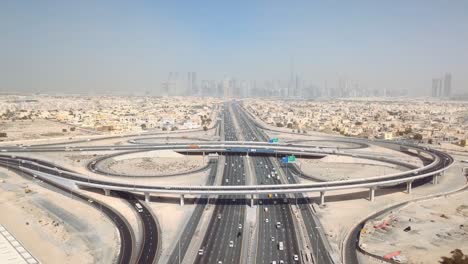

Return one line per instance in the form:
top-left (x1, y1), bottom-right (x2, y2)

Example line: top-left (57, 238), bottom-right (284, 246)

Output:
top-left (1, 0), bottom-right (467, 95)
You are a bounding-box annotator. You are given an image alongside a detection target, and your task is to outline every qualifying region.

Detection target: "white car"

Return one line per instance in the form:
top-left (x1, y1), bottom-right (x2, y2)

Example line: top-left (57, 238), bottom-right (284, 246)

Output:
top-left (198, 249), bottom-right (204, 255)
top-left (293, 254), bottom-right (299, 261)
top-left (265, 218), bottom-right (269, 223)
top-left (229, 241), bottom-right (234, 248)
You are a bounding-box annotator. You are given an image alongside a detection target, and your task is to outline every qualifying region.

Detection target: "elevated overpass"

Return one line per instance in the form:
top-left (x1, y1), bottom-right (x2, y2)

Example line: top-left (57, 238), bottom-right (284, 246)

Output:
top-left (0, 140), bottom-right (454, 206)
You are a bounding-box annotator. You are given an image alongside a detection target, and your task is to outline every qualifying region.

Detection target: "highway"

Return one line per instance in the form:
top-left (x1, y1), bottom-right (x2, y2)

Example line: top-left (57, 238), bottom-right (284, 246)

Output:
top-left (232, 102), bottom-right (302, 263)
top-left (114, 191), bottom-right (160, 264)
top-left (166, 160), bottom-right (218, 264)
top-left (236, 101), bottom-right (339, 263)
top-left (194, 104), bottom-right (246, 264)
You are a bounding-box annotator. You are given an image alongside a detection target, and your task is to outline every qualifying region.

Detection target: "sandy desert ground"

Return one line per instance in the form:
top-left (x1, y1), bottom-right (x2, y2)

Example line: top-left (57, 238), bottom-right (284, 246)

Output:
top-left (298, 155), bottom-right (407, 181)
top-left (0, 167), bottom-right (118, 264)
top-left (101, 151), bottom-right (207, 176)
top-left (360, 191), bottom-right (468, 263)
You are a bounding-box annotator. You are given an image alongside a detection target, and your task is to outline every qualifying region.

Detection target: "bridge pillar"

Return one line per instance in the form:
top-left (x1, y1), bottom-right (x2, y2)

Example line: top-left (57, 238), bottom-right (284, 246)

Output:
top-left (406, 181), bottom-right (412, 194)
top-left (104, 189), bottom-right (111, 196)
top-left (369, 187), bottom-right (375, 202)
top-left (144, 192), bottom-right (150, 203)
top-left (432, 174), bottom-right (439, 184)
top-left (250, 194), bottom-right (254, 207)
top-left (180, 195), bottom-right (185, 206)
top-left (319, 191), bottom-right (325, 206)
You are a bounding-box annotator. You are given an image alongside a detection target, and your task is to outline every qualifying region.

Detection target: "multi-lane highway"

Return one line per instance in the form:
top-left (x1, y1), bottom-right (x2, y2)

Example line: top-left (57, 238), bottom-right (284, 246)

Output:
top-left (194, 104), bottom-right (246, 264)
top-left (236, 101), bottom-right (340, 263)
top-left (166, 160), bottom-right (218, 264)
top-left (232, 102), bottom-right (302, 263)
top-left (114, 191), bottom-right (160, 264)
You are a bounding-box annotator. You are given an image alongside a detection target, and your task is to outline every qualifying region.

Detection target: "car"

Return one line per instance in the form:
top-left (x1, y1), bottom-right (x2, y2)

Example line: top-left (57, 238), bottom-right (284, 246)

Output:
top-left (198, 249), bottom-right (204, 255)
top-left (276, 222), bottom-right (281, 228)
top-left (217, 214), bottom-right (222, 219)
top-left (135, 203), bottom-right (143, 213)
top-left (279, 261), bottom-right (284, 264)
top-left (271, 236), bottom-right (275, 241)
top-left (293, 254), bottom-right (299, 261)
top-left (238, 224), bottom-right (242, 229)
top-left (265, 218), bottom-right (269, 223)
top-left (229, 241), bottom-right (234, 247)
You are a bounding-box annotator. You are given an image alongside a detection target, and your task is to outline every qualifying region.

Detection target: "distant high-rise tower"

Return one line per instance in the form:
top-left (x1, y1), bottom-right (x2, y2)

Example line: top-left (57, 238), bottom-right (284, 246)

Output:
top-left (443, 73), bottom-right (452, 97)
top-left (191, 72), bottom-right (197, 96)
top-left (432, 78), bottom-right (440, 97)
top-left (223, 77), bottom-right (231, 99)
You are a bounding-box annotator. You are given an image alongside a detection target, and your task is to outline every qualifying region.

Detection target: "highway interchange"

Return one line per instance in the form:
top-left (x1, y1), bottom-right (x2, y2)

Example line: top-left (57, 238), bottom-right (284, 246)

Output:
top-left (0, 102), bottom-right (456, 264)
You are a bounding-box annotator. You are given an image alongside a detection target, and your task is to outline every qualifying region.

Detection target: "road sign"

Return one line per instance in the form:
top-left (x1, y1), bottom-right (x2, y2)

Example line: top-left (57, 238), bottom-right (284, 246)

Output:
top-left (268, 138), bottom-right (279, 143)
top-left (281, 155), bottom-right (296, 163)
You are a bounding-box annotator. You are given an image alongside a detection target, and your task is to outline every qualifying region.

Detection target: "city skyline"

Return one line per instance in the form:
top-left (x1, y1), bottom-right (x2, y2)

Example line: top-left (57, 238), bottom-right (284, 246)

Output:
top-left (1, 1), bottom-right (467, 96)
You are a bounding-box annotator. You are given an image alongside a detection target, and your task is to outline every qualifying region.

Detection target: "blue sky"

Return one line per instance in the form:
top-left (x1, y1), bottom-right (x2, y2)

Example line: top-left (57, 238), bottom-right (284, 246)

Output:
top-left (1, 0), bottom-right (467, 94)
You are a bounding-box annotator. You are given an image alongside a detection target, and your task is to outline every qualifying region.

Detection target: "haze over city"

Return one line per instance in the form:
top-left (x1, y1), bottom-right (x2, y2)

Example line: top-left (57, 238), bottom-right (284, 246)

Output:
top-left (0, 2), bottom-right (467, 264)
top-left (1, 1), bottom-right (467, 96)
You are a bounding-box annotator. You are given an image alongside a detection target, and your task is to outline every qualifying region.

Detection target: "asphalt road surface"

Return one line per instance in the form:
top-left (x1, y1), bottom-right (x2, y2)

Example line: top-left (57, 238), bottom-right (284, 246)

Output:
top-left (193, 104), bottom-right (246, 264)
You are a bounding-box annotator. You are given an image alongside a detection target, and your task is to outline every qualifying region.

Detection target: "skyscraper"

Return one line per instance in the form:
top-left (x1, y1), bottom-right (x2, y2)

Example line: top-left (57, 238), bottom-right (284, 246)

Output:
top-left (432, 78), bottom-right (440, 97)
top-left (443, 73), bottom-right (452, 97)
top-left (191, 72), bottom-right (197, 96)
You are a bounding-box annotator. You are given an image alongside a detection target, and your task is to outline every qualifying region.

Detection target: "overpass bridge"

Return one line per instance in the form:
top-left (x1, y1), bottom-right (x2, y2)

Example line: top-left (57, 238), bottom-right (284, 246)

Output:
top-left (0, 140), bottom-right (454, 206)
